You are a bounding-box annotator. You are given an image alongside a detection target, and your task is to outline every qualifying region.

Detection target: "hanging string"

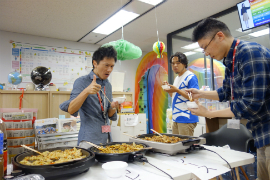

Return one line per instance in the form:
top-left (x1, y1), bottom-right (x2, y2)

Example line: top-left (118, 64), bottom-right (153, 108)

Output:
top-left (119, 0), bottom-right (123, 65)
top-left (121, 0), bottom-right (124, 40)
top-left (154, 6), bottom-right (159, 42)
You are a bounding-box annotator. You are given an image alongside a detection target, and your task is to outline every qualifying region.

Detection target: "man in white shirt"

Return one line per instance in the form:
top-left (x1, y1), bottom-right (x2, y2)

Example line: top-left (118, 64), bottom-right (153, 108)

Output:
top-left (163, 52), bottom-right (199, 136)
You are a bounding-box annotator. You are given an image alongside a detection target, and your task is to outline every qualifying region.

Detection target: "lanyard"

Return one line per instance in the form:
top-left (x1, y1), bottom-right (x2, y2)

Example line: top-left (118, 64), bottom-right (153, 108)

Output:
top-left (231, 39), bottom-right (240, 100)
top-left (97, 87), bottom-right (106, 112)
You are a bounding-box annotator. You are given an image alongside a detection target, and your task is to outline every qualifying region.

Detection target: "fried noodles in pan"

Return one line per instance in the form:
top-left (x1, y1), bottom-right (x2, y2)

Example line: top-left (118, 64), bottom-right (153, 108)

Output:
top-left (97, 142), bottom-right (144, 153)
top-left (20, 147), bottom-right (86, 166)
top-left (141, 135), bottom-right (187, 143)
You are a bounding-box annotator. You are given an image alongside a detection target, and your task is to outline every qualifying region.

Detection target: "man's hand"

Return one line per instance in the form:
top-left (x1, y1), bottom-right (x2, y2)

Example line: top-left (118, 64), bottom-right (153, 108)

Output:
top-left (185, 88), bottom-right (202, 99)
top-left (188, 100), bottom-right (211, 117)
top-left (162, 81), bottom-right (169, 85)
top-left (108, 101), bottom-right (119, 117)
top-left (110, 101), bottom-right (119, 109)
top-left (85, 75), bottom-right (101, 94)
top-left (164, 84), bottom-right (178, 93)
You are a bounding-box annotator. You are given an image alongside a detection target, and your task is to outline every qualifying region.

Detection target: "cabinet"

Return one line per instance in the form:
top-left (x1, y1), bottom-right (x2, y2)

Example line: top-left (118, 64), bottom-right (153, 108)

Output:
top-left (111, 113), bottom-right (146, 142)
top-left (50, 91), bottom-right (71, 118)
top-left (0, 90), bottom-right (133, 119)
top-left (0, 90), bottom-right (49, 119)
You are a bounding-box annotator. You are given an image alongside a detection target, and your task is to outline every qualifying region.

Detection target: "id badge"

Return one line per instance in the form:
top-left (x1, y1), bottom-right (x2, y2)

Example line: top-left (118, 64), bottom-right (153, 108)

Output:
top-left (101, 125), bottom-right (111, 133)
top-left (227, 118), bottom-right (240, 129)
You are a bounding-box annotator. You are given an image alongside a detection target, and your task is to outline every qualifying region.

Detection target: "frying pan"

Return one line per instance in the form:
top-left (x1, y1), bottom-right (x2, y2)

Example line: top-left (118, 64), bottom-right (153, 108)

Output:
top-left (12, 146), bottom-right (95, 180)
top-left (89, 142), bottom-right (149, 163)
top-left (129, 133), bottom-right (206, 155)
top-left (137, 133), bottom-right (201, 145)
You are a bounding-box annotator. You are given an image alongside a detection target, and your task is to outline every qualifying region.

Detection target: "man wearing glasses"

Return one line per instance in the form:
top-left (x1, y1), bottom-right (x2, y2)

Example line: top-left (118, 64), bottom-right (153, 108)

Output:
top-left (186, 17), bottom-right (270, 180)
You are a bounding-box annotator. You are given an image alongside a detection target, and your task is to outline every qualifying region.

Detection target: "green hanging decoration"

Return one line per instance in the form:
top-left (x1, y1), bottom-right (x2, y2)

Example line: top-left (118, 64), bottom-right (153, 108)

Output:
top-left (102, 39), bottom-right (142, 61)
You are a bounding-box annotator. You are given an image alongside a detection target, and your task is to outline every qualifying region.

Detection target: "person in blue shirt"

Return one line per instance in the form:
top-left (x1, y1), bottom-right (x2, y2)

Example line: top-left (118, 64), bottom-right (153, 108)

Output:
top-left (163, 52), bottom-right (199, 136)
top-left (186, 17), bottom-right (270, 180)
top-left (60, 46), bottom-right (118, 148)
top-left (241, 3), bottom-right (251, 29)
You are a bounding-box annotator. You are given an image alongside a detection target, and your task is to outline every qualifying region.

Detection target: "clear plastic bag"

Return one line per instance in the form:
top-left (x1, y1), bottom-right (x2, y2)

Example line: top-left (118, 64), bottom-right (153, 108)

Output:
top-left (11, 174), bottom-right (45, 180)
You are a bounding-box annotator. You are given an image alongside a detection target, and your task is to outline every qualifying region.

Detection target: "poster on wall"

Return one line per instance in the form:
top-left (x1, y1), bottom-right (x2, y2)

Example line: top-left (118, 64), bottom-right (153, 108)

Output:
top-left (10, 43), bottom-right (93, 85)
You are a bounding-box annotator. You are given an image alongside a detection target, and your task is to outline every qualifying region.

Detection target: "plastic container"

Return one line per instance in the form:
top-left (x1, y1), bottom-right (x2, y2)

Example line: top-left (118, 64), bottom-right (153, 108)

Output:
top-left (9, 174), bottom-right (45, 180)
top-left (217, 102), bottom-right (229, 110)
top-left (207, 102), bottom-right (217, 111)
top-left (161, 85), bottom-right (170, 90)
top-left (113, 96), bottom-right (126, 104)
top-left (186, 102), bottom-right (198, 109)
top-left (0, 120), bottom-right (7, 175)
top-left (0, 130), bottom-right (3, 179)
top-left (102, 161), bottom-right (128, 178)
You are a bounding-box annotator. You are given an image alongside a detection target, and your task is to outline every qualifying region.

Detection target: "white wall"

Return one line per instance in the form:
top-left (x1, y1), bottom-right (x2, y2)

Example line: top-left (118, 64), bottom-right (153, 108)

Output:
top-left (0, 30), bottom-right (146, 98)
top-left (0, 30), bottom-right (100, 85)
top-left (109, 52), bottom-right (146, 94)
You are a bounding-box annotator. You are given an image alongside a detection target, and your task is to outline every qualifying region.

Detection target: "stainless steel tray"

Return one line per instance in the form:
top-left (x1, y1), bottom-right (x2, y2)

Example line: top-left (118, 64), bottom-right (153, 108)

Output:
top-left (129, 133), bottom-right (206, 155)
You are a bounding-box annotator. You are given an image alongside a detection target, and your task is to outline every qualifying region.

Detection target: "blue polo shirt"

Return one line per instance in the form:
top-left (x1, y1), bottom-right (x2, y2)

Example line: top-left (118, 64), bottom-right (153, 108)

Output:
top-left (60, 70), bottom-right (117, 145)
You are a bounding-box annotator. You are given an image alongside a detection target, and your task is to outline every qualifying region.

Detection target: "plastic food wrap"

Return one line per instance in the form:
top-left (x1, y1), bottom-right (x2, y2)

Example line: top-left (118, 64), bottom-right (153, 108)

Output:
top-left (102, 39), bottom-right (142, 61)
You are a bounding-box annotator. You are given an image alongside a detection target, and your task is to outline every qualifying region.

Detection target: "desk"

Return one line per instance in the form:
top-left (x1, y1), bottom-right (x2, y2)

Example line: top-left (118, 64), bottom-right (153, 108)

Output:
top-left (63, 145), bottom-right (254, 180)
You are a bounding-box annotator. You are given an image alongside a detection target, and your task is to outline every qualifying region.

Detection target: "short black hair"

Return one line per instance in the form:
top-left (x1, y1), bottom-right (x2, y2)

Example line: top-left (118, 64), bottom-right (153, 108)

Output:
top-left (192, 17), bottom-right (232, 42)
top-left (169, 52), bottom-right (188, 68)
top-left (92, 46), bottom-right (117, 69)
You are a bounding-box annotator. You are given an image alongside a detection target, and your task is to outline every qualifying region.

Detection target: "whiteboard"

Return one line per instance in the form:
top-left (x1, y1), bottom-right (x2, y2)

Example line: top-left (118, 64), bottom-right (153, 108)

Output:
top-left (11, 42), bottom-right (94, 85)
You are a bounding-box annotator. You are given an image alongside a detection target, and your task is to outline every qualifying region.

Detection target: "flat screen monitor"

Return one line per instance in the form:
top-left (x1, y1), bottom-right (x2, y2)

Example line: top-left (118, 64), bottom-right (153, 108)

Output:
top-left (237, 0), bottom-right (270, 31)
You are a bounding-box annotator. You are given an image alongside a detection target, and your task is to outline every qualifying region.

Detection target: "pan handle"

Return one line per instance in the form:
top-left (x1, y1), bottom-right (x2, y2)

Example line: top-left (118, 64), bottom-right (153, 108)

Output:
top-left (133, 153), bottom-right (148, 162)
top-left (182, 139), bottom-right (200, 146)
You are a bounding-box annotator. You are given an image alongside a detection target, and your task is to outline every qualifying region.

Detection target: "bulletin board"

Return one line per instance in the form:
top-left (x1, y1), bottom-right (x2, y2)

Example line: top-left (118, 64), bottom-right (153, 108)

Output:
top-left (11, 42), bottom-right (94, 85)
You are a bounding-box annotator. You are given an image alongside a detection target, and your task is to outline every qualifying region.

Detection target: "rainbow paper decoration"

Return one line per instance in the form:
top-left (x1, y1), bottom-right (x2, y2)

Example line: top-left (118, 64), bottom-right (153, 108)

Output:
top-left (135, 51), bottom-right (168, 133)
top-left (153, 41), bottom-right (165, 58)
top-left (188, 58), bottom-right (225, 89)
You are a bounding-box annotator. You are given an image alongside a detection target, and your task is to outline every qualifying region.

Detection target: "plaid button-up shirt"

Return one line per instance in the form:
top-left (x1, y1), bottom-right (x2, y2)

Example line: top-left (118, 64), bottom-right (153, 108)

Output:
top-left (217, 39), bottom-right (270, 148)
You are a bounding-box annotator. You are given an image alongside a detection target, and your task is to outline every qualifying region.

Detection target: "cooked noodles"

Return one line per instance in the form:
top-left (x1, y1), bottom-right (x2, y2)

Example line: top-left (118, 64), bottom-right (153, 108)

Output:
top-left (97, 142), bottom-right (144, 153)
top-left (141, 135), bottom-right (186, 143)
top-left (20, 147), bottom-right (86, 166)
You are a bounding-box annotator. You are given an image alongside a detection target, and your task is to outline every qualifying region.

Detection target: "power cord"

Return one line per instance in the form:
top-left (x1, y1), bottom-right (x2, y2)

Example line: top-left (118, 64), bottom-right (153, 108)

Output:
top-left (187, 145), bottom-right (237, 180)
top-left (135, 154), bottom-right (174, 180)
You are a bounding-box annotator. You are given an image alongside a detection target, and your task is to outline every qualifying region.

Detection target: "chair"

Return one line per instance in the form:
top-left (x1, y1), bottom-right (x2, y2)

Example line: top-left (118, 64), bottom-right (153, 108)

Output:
top-left (200, 123), bottom-right (256, 180)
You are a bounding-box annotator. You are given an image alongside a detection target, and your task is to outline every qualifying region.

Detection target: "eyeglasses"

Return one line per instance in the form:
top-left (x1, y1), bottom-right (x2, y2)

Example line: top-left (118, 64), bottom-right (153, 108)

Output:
top-left (202, 33), bottom-right (217, 53)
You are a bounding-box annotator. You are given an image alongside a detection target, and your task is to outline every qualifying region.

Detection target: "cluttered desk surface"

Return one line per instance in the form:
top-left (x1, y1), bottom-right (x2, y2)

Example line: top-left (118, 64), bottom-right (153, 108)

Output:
top-left (61, 145), bottom-right (254, 180)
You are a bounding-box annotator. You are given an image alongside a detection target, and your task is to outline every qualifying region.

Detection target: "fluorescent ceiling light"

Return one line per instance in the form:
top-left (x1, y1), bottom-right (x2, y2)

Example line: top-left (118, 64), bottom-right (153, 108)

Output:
top-left (137, 0), bottom-right (163, 6)
top-left (181, 42), bottom-right (199, 50)
top-left (194, 48), bottom-right (203, 52)
top-left (93, 10), bottom-right (139, 35)
top-left (184, 51), bottom-right (196, 56)
top-left (249, 29), bottom-right (269, 37)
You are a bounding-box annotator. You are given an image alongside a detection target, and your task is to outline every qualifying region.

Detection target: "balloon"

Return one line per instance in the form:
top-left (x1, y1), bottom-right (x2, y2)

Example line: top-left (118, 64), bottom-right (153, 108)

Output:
top-left (153, 41), bottom-right (165, 58)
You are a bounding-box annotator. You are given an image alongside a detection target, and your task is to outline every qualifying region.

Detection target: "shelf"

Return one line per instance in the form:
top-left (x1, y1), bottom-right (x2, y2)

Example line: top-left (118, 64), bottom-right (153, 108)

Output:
top-left (0, 90), bottom-right (134, 119)
top-left (38, 134), bottom-right (78, 142)
top-left (112, 92), bottom-right (132, 94)
top-left (37, 131), bottom-right (78, 137)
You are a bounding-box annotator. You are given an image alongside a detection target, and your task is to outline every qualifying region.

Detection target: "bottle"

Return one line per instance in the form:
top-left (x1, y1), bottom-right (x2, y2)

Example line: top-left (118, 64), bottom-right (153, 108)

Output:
top-left (0, 130), bottom-right (4, 179)
top-left (0, 120), bottom-right (7, 175)
top-left (7, 174), bottom-right (45, 180)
